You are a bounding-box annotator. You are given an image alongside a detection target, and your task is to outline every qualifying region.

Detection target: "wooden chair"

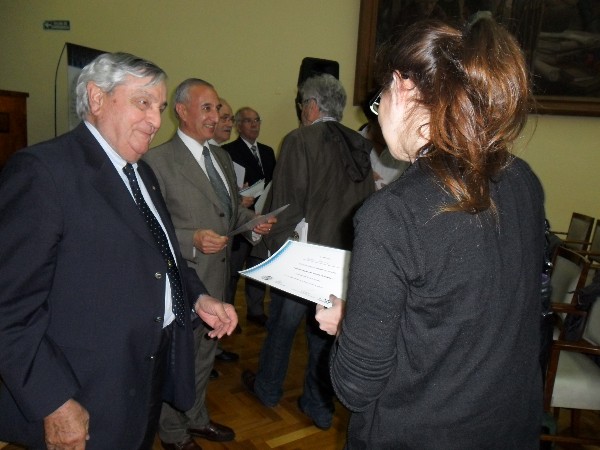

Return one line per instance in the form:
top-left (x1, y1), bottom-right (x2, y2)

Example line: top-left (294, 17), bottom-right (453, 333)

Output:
top-left (552, 212), bottom-right (595, 251)
top-left (546, 247), bottom-right (591, 345)
top-left (540, 295), bottom-right (600, 446)
top-left (576, 220), bottom-right (600, 265)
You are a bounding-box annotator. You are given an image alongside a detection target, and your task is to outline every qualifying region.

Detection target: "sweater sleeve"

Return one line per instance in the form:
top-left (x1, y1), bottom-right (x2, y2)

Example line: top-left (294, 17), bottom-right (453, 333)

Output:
top-left (330, 191), bottom-right (414, 411)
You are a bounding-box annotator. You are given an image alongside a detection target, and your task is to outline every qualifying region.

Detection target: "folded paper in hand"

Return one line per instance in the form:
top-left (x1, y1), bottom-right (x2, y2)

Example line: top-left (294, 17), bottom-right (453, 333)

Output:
top-left (240, 240), bottom-right (350, 307)
top-left (239, 179), bottom-right (265, 198)
top-left (227, 203), bottom-right (289, 237)
top-left (254, 181), bottom-right (272, 214)
top-left (233, 162), bottom-right (246, 189)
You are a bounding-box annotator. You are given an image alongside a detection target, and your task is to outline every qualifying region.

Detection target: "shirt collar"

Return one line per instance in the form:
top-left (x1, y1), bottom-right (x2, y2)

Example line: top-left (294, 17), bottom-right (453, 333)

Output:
top-left (241, 137), bottom-right (256, 147)
top-left (177, 128), bottom-right (208, 151)
top-left (311, 116), bottom-right (337, 125)
top-left (84, 121), bottom-right (133, 170)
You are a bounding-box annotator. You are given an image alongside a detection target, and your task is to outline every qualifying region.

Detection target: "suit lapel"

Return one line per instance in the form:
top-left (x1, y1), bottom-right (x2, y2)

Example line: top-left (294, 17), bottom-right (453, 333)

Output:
top-left (75, 124), bottom-right (160, 249)
top-left (172, 136), bottom-right (219, 204)
top-left (173, 136), bottom-right (235, 226)
top-left (210, 144), bottom-right (237, 206)
top-left (137, 161), bottom-right (182, 254)
top-left (239, 139), bottom-right (261, 175)
top-left (210, 144), bottom-right (238, 227)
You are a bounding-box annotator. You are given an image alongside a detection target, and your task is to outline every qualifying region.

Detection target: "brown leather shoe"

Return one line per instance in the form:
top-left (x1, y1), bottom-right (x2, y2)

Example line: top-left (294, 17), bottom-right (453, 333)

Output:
top-left (188, 421), bottom-right (235, 442)
top-left (160, 437), bottom-right (202, 450)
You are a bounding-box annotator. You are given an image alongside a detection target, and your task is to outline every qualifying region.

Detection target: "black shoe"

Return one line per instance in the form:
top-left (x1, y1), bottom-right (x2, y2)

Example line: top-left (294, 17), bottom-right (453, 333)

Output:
top-left (215, 350), bottom-right (239, 362)
top-left (246, 313), bottom-right (268, 327)
top-left (241, 369), bottom-right (277, 407)
top-left (297, 398), bottom-right (332, 430)
top-left (209, 369), bottom-right (219, 380)
top-left (188, 420), bottom-right (235, 442)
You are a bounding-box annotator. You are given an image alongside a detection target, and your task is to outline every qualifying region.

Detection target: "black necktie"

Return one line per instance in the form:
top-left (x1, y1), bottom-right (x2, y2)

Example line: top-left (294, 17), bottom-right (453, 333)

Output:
top-left (123, 163), bottom-right (186, 326)
top-left (250, 144), bottom-right (264, 175)
top-left (202, 146), bottom-right (232, 222)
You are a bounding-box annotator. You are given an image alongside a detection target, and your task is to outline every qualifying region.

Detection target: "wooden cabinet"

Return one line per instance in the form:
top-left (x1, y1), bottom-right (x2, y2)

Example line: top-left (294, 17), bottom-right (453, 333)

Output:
top-left (0, 90), bottom-right (29, 169)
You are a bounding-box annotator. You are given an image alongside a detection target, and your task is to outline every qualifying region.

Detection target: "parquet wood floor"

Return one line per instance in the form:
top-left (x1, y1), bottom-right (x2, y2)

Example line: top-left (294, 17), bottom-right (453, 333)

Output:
top-left (2, 280), bottom-right (599, 449)
top-left (150, 284), bottom-right (350, 449)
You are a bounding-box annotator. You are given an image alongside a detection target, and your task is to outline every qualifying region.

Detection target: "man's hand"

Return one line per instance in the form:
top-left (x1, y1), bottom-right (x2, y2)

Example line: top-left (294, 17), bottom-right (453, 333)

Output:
top-left (253, 216), bottom-right (277, 235)
top-left (44, 399), bottom-right (89, 450)
top-left (240, 195), bottom-right (255, 208)
top-left (194, 295), bottom-right (238, 338)
top-left (315, 295), bottom-right (345, 336)
top-left (193, 229), bottom-right (228, 254)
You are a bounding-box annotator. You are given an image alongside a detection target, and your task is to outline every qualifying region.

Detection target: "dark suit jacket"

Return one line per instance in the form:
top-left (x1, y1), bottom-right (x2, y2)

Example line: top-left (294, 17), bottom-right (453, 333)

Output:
top-left (222, 137), bottom-right (276, 187)
top-left (144, 134), bottom-right (256, 301)
top-left (0, 123), bottom-right (206, 449)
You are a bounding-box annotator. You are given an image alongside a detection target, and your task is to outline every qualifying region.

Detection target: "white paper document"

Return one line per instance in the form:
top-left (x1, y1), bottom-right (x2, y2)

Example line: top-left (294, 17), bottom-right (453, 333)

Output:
top-left (293, 218), bottom-right (308, 243)
top-left (239, 179), bottom-right (265, 198)
top-left (227, 203), bottom-right (290, 237)
top-left (254, 181), bottom-right (272, 214)
top-left (240, 240), bottom-right (351, 307)
top-left (233, 162), bottom-right (245, 189)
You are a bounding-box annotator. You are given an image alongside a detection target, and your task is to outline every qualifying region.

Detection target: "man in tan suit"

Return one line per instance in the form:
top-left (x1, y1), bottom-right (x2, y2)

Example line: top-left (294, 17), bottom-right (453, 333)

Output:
top-left (145, 78), bottom-right (274, 450)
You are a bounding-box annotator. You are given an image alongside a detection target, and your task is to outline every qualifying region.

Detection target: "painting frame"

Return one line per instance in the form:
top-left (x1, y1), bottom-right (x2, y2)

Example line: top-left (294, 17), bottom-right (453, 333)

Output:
top-left (354, 0), bottom-right (600, 116)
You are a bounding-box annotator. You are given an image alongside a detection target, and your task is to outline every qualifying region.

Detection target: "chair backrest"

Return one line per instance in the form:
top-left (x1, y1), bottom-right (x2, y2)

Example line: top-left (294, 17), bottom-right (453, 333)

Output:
top-left (563, 212), bottom-right (595, 251)
top-left (550, 247), bottom-right (590, 305)
top-left (587, 221), bottom-right (600, 264)
top-left (582, 292), bottom-right (600, 345)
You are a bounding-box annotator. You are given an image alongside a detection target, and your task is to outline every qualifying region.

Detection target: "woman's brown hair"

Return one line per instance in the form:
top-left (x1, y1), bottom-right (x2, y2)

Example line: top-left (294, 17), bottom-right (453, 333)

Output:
top-left (376, 17), bottom-right (530, 214)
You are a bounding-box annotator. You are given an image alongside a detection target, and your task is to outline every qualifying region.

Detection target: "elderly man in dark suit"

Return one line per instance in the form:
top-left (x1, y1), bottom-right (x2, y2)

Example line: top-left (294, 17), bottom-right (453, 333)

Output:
top-left (144, 79), bottom-right (275, 450)
top-left (0, 53), bottom-right (236, 450)
top-left (223, 107), bottom-right (276, 326)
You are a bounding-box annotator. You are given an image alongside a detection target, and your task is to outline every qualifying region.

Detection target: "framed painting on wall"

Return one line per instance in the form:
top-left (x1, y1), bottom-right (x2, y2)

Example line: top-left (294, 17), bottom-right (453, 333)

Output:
top-left (354, 0), bottom-right (600, 116)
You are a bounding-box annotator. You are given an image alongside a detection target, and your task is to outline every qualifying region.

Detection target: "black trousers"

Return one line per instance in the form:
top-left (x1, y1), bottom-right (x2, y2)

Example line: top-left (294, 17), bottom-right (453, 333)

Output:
top-left (140, 322), bottom-right (173, 449)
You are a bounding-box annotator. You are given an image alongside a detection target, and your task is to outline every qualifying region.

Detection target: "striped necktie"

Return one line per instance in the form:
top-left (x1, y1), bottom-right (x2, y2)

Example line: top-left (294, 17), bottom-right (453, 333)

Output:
top-left (203, 146), bottom-right (232, 222)
top-left (250, 144), bottom-right (264, 175)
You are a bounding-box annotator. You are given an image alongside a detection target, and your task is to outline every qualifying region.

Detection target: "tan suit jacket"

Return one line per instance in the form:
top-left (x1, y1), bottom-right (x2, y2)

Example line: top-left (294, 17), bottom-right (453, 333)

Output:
top-left (145, 134), bottom-right (256, 300)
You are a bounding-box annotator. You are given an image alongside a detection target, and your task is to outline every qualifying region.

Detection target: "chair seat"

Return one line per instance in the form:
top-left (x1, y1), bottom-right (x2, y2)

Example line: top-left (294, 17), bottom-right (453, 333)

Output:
top-left (552, 351), bottom-right (600, 410)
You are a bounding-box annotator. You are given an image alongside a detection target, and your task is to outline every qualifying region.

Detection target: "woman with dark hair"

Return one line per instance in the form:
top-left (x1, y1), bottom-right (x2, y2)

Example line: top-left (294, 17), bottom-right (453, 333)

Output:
top-left (316, 17), bottom-right (545, 449)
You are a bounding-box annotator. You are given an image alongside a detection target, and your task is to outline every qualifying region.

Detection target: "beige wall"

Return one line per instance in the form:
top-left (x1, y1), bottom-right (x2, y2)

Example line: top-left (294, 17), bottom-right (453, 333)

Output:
top-left (1, 0), bottom-right (598, 230)
top-left (518, 115), bottom-right (600, 231)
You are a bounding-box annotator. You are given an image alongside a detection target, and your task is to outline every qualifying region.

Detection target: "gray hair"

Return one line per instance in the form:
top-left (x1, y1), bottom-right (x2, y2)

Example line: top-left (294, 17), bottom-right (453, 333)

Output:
top-left (299, 74), bottom-right (346, 121)
top-left (234, 107), bottom-right (258, 123)
top-left (173, 78), bottom-right (214, 118)
top-left (75, 52), bottom-right (166, 120)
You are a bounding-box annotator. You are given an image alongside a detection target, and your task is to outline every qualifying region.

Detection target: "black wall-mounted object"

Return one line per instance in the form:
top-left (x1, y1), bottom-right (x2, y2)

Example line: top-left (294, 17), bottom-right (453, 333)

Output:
top-left (295, 57), bottom-right (339, 121)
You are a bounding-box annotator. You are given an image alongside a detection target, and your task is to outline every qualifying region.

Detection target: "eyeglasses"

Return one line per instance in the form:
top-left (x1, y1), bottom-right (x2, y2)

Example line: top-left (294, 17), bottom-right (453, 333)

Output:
top-left (369, 73), bottom-right (409, 116)
top-left (369, 88), bottom-right (383, 116)
top-left (239, 118), bottom-right (262, 125)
